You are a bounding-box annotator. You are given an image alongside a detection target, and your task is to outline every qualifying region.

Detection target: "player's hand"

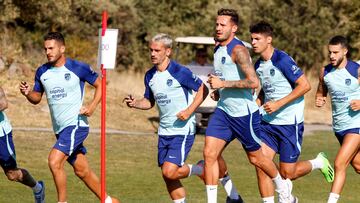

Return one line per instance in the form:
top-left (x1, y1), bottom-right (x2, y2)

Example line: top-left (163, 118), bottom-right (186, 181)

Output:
top-left (19, 81), bottom-right (31, 96)
top-left (350, 99), bottom-right (360, 111)
top-left (79, 105), bottom-right (95, 117)
top-left (207, 74), bottom-right (224, 89)
top-left (315, 97), bottom-right (326, 107)
top-left (123, 94), bottom-right (136, 108)
top-left (176, 109), bottom-right (191, 121)
top-left (210, 90), bottom-right (219, 101)
top-left (263, 101), bottom-right (280, 114)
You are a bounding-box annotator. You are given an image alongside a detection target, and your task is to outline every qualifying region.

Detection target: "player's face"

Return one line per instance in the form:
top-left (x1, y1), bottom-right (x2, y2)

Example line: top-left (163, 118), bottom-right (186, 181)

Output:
top-left (328, 44), bottom-right (347, 67)
top-left (251, 33), bottom-right (272, 54)
top-left (215, 15), bottom-right (237, 43)
top-left (149, 42), bottom-right (171, 65)
top-left (44, 40), bottom-right (65, 64)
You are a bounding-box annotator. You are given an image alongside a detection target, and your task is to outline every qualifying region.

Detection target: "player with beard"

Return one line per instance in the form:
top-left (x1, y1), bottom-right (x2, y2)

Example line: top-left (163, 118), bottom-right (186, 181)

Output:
top-left (124, 33), bottom-right (208, 203)
top-left (316, 35), bottom-right (360, 203)
top-left (203, 8), bottom-right (293, 203)
top-left (20, 32), bottom-right (119, 203)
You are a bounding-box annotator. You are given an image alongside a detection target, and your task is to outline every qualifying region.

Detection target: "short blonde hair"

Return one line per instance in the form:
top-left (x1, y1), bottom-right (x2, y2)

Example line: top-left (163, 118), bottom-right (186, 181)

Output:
top-left (151, 33), bottom-right (173, 49)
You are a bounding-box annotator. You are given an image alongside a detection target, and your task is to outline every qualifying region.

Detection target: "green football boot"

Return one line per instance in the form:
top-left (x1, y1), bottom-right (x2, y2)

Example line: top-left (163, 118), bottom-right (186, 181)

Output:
top-left (317, 152), bottom-right (335, 183)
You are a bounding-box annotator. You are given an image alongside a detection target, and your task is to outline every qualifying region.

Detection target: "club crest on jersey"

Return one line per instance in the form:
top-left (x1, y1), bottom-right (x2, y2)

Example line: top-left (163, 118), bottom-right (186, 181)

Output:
top-left (270, 69), bottom-right (275, 76)
top-left (64, 73), bottom-right (71, 81)
top-left (167, 79), bottom-right (173, 86)
top-left (192, 73), bottom-right (199, 81)
top-left (221, 57), bottom-right (226, 64)
top-left (291, 65), bottom-right (300, 74)
top-left (345, 78), bottom-right (351, 86)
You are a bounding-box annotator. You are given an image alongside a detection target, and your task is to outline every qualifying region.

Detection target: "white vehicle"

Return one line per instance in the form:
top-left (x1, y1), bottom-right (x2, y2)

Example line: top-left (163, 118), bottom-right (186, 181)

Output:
top-left (175, 36), bottom-right (251, 130)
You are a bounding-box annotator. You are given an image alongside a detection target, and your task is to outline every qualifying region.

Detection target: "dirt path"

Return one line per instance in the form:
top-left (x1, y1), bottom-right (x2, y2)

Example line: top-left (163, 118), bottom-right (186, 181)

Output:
top-left (304, 124), bottom-right (332, 135)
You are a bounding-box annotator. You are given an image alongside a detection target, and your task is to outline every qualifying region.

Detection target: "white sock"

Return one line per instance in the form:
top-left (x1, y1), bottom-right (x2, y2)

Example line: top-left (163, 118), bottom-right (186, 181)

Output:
top-left (262, 196), bottom-right (275, 203)
top-left (272, 173), bottom-right (285, 190)
top-left (327, 193), bottom-right (340, 203)
top-left (32, 182), bottom-right (42, 193)
top-left (173, 197), bottom-right (186, 203)
top-left (105, 196), bottom-right (112, 203)
top-left (188, 164), bottom-right (203, 177)
top-left (58, 202), bottom-right (67, 203)
top-left (206, 185), bottom-right (218, 203)
top-left (219, 174), bottom-right (239, 200)
top-left (309, 157), bottom-right (324, 170)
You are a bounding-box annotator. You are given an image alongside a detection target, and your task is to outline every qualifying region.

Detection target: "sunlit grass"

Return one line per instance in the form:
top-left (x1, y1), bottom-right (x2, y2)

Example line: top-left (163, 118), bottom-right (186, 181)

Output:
top-left (0, 130), bottom-right (359, 202)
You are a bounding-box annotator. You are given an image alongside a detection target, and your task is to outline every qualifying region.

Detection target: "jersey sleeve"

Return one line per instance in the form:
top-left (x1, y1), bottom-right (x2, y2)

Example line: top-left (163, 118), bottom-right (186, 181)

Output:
top-left (33, 67), bottom-right (45, 93)
top-left (143, 72), bottom-right (155, 102)
top-left (277, 56), bottom-right (304, 87)
top-left (78, 64), bottom-right (98, 85)
top-left (176, 67), bottom-right (203, 92)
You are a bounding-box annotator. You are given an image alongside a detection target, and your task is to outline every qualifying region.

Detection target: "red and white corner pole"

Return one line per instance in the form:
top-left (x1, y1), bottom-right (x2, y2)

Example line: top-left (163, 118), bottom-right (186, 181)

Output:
top-left (101, 10), bottom-right (108, 203)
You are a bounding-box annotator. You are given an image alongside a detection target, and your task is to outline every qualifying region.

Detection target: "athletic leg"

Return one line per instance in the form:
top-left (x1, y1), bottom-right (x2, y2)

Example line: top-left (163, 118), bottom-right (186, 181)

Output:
top-left (161, 162), bottom-right (187, 201)
top-left (279, 161), bottom-right (311, 180)
top-left (48, 148), bottom-right (68, 202)
top-left (72, 153), bottom-right (120, 202)
top-left (5, 168), bottom-right (36, 186)
top-left (350, 150), bottom-right (360, 174)
top-left (204, 136), bottom-right (226, 185)
top-left (218, 155), bottom-right (242, 202)
top-left (255, 143), bottom-right (276, 201)
top-left (204, 136), bottom-right (227, 203)
top-left (72, 153), bottom-right (101, 197)
top-left (330, 133), bottom-right (360, 194)
top-left (163, 174), bottom-right (186, 202)
top-left (162, 161), bottom-right (192, 180)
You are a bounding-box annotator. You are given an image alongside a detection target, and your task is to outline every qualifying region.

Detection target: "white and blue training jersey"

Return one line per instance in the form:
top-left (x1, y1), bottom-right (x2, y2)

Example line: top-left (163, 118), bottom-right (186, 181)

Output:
top-left (0, 112), bottom-right (12, 137)
top-left (33, 58), bottom-right (98, 134)
top-left (214, 38), bottom-right (258, 117)
top-left (323, 60), bottom-right (360, 132)
top-left (255, 49), bottom-right (304, 125)
top-left (144, 60), bottom-right (202, 136)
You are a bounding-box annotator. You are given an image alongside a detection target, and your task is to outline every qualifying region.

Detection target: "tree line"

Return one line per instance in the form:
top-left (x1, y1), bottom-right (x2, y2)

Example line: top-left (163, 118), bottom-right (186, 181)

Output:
top-left (1, 0), bottom-right (359, 72)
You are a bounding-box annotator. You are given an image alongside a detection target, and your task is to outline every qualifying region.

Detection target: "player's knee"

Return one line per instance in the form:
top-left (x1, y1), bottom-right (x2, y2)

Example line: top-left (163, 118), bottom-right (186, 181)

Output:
top-left (162, 167), bottom-right (177, 180)
top-left (5, 170), bottom-right (20, 182)
top-left (74, 167), bottom-right (90, 179)
top-left (48, 158), bottom-right (62, 172)
top-left (248, 154), bottom-right (262, 167)
top-left (334, 160), bottom-right (347, 172)
top-left (203, 147), bottom-right (217, 163)
top-left (280, 170), bottom-right (296, 180)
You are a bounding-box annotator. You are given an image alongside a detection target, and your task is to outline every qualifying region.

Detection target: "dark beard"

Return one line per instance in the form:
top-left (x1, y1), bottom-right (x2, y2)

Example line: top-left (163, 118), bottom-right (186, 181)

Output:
top-left (335, 57), bottom-right (344, 67)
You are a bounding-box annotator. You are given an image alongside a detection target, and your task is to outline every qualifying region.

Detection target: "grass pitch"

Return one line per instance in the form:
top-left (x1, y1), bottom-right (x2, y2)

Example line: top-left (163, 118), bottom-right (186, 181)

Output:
top-left (0, 130), bottom-right (359, 203)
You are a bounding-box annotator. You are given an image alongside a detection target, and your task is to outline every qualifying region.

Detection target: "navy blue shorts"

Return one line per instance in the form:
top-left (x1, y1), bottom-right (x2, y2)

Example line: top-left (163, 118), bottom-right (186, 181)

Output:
top-left (158, 134), bottom-right (195, 167)
top-left (335, 128), bottom-right (360, 145)
top-left (54, 125), bottom-right (88, 165)
top-left (0, 131), bottom-right (17, 170)
top-left (205, 108), bottom-right (262, 152)
top-left (260, 121), bottom-right (304, 163)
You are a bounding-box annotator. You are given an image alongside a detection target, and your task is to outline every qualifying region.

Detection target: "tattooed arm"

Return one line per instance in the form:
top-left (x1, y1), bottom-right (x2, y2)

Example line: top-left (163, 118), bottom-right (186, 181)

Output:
top-left (228, 45), bottom-right (259, 89)
top-left (207, 45), bottom-right (259, 89)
